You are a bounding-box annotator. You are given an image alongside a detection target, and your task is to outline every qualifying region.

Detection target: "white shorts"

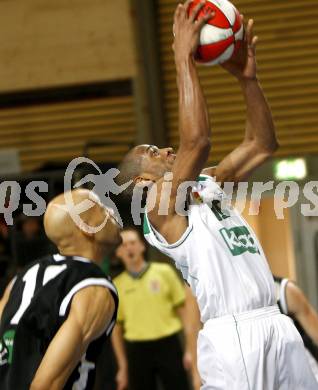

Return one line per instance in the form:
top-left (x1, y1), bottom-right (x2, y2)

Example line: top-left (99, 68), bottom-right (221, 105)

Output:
top-left (197, 305), bottom-right (318, 390)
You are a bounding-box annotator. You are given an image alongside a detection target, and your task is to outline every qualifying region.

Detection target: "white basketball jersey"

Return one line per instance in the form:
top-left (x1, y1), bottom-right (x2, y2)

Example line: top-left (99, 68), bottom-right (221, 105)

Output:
top-left (144, 175), bottom-right (276, 322)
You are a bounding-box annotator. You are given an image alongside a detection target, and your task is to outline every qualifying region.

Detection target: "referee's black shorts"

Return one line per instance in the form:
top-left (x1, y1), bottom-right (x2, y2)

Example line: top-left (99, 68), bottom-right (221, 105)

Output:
top-left (126, 332), bottom-right (190, 390)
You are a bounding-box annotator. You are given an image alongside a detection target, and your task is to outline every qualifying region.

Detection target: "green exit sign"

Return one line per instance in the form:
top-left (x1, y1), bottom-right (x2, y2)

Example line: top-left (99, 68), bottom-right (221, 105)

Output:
top-left (274, 158), bottom-right (307, 180)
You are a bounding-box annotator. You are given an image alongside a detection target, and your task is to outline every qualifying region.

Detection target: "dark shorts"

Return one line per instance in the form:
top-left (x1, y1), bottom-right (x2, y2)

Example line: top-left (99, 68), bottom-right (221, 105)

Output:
top-left (126, 333), bottom-right (190, 390)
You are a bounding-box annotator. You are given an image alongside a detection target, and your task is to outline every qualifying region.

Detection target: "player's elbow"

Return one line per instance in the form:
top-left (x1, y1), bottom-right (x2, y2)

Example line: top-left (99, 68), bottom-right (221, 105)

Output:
top-left (265, 139), bottom-right (279, 155)
top-left (199, 137), bottom-right (212, 153)
top-left (196, 138), bottom-right (211, 157)
top-left (255, 138), bottom-right (279, 158)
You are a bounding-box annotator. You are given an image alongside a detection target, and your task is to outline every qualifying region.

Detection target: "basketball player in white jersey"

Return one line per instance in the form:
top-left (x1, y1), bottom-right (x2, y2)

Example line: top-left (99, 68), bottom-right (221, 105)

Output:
top-left (117, 1), bottom-right (317, 389)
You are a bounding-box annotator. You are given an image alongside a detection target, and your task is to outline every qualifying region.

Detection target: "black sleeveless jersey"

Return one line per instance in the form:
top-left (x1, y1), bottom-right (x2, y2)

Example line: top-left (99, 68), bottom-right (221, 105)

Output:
top-left (274, 276), bottom-right (318, 362)
top-left (0, 254), bottom-right (118, 390)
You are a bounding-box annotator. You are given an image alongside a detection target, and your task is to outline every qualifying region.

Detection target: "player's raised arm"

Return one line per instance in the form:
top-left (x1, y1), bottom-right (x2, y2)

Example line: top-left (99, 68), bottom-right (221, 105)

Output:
top-left (171, 1), bottom-right (212, 185)
top-left (204, 18), bottom-right (279, 183)
top-left (30, 286), bottom-right (115, 390)
top-left (146, 1), bottom-right (213, 243)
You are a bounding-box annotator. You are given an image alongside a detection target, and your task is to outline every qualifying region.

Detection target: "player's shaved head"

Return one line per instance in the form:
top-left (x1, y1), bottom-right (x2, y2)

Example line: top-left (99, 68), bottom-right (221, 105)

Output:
top-left (45, 189), bottom-right (92, 246)
top-left (117, 147), bottom-right (144, 198)
top-left (44, 189), bottom-right (121, 262)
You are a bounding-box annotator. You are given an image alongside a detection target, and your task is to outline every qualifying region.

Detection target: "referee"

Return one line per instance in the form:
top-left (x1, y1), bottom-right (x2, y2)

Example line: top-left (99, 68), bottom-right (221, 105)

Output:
top-left (111, 227), bottom-right (191, 390)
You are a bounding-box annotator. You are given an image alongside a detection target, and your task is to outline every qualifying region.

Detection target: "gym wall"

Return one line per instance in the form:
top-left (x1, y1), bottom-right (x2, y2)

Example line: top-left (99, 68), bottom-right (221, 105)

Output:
top-left (0, 0), bottom-right (137, 172)
top-left (0, 93), bottom-right (136, 172)
top-left (0, 0), bottom-right (136, 92)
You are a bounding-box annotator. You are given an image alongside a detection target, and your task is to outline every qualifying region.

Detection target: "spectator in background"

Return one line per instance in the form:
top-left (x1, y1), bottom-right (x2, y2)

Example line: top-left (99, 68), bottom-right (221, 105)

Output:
top-left (15, 215), bottom-right (50, 268)
top-left (112, 227), bottom-right (192, 390)
top-left (0, 259), bottom-right (9, 299)
top-left (0, 217), bottom-right (10, 258)
top-left (0, 217), bottom-right (12, 298)
top-left (20, 215), bottom-right (41, 239)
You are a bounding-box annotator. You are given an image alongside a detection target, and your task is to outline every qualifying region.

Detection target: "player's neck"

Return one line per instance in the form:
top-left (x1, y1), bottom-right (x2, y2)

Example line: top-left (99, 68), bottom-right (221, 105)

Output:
top-left (59, 245), bottom-right (105, 266)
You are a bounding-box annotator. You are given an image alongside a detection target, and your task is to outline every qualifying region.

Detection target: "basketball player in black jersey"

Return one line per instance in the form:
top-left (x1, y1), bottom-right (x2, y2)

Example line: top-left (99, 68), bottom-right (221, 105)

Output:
top-left (0, 189), bottom-right (121, 390)
top-left (274, 276), bottom-right (318, 382)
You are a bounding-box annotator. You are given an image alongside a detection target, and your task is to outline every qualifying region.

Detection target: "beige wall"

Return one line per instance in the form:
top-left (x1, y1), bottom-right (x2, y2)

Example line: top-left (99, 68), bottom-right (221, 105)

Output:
top-left (242, 198), bottom-right (297, 280)
top-left (0, 0), bottom-right (136, 92)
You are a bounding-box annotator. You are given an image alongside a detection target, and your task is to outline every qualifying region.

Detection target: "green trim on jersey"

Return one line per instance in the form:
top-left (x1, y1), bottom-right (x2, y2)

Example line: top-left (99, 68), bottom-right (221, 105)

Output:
top-left (143, 214), bottom-right (151, 235)
top-left (197, 175), bottom-right (209, 182)
top-left (0, 330), bottom-right (15, 365)
top-left (143, 212), bottom-right (193, 249)
top-left (211, 200), bottom-right (230, 221)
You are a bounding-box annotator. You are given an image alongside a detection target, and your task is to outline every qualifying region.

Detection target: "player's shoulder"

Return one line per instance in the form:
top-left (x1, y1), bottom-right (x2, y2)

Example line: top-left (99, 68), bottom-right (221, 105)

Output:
top-left (63, 256), bottom-right (107, 276)
top-left (49, 255), bottom-right (114, 291)
top-left (73, 282), bottom-right (113, 307)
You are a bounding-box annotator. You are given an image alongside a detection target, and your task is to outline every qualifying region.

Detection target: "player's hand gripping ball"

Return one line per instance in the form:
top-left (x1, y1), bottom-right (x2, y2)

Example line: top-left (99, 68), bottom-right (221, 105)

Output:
top-left (188, 0), bottom-right (244, 65)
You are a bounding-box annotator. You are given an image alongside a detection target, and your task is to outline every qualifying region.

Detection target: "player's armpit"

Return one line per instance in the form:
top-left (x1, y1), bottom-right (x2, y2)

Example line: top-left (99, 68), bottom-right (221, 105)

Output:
top-left (30, 286), bottom-right (115, 390)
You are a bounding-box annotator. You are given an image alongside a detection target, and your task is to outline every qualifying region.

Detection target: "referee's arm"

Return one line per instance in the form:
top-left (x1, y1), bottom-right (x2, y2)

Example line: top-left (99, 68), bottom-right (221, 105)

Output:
top-left (175, 288), bottom-right (200, 366)
top-left (30, 286), bottom-right (115, 390)
top-left (177, 285), bottom-right (202, 390)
